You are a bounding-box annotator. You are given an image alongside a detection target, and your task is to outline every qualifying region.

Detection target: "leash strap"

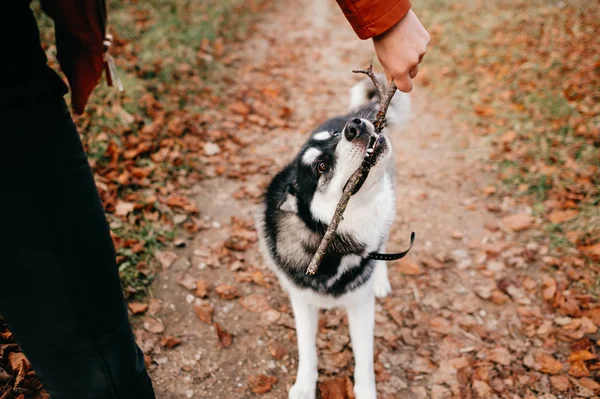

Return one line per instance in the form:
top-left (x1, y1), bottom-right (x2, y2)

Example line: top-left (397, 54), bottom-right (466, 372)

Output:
top-left (368, 232), bottom-right (415, 261)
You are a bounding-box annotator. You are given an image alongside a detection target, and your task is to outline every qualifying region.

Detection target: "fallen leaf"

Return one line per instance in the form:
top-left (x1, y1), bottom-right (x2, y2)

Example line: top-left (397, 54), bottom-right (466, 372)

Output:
top-left (322, 350), bottom-right (353, 372)
top-left (474, 105), bottom-right (495, 117)
top-left (537, 353), bottom-right (564, 374)
top-left (582, 308), bottom-right (600, 326)
top-left (318, 377), bottom-right (353, 399)
top-left (176, 273), bottom-right (197, 291)
top-left (429, 317), bottom-right (452, 334)
top-left (490, 289), bottom-right (510, 305)
top-left (395, 257), bottom-right (421, 275)
top-left (215, 284), bottom-right (240, 300)
top-left (247, 374), bottom-right (276, 394)
top-left (161, 336), bottom-right (183, 349)
top-left (569, 360), bottom-right (590, 377)
top-left (569, 350), bottom-right (597, 363)
top-left (154, 251), bottom-right (178, 268)
top-left (214, 322), bottom-right (232, 348)
top-left (549, 375), bottom-right (570, 391)
top-left (269, 343), bottom-right (287, 360)
top-left (128, 302), bottom-right (148, 315)
top-left (502, 214), bottom-right (534, 231)
top-left (500, 130), bottom-right (517, 144)
top-left (115, 200), bottom-right (135, 216)
top-left (548, 209), bottom-right (579, 224)
top-left (193, 302), bottom-right (214, 324)
top-left (142, 316), bottom-right (165, 334)
top-left (195, 280), bottom-right (208, 298)
top-left (12, 357), bottom-right (27, 388)
top-left (487, 347), bottom-right (512, 366)
top-left (412, 356), bottom-right (437, 374)
top-left (7, 351), bottom-right (29, 373)
top-left (224, 236), bottom-right (250, 251)
top-left (239, 294), bottom-right (271, 312)
top-left (229, 102), bottom-right (250, 116)
top-left (472, 380), bottom-right (492, 397)
top-left (148, 298), bottom-right (162, 315)
top-left (580, 377), bottom-right (600, 391)
top-left (251, 270), bottom-right (268, 287)
top-left (581, 243), bottom-right (600, 260)
top-left (260, 309), bottom-right (281, 324)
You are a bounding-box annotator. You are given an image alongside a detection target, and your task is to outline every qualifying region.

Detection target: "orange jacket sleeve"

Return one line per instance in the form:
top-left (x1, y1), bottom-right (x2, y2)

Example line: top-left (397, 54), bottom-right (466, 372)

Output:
top-left (335, 0), bottom-right (412, 40)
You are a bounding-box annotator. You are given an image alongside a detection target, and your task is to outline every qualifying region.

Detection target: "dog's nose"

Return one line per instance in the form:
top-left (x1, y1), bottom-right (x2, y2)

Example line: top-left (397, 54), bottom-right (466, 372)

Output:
top-left (345, 118), bottom-right (365, 142)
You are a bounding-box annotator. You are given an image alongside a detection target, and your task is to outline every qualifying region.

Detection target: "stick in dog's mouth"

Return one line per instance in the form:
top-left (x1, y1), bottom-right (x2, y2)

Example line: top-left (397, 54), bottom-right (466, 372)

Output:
top-left (305, 64), bottom-right (400, 276)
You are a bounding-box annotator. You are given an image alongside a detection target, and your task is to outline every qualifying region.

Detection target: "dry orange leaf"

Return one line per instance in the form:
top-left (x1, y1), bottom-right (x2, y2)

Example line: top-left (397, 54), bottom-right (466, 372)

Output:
top-left (239, 294), bottom-right (271, 312)
top-left (569, 350), bottom-right (597, 363)
top-left (247, 374), bottom-right (276, 394)
top-left (318, 377), bottom-right (354, 399)
top-left (580, 377), bottom-right (600, 391)
top-left (474, 105), bottom-right (495, 117)
top-left (582, 308), bottom-right (600, 327)
top-left (549, 375), bottom-right (570, 391)
top-left (569, 360), bottom-right (590, 377)
top-left (176, 273), bottom-right (197, 291)
top-left (229, 102), bottom-right (251, 116)
top-left (548, 209), bottom-right (579, 224)
top-left (195, 280), bottom-right (208, 298)
top-left (7, 352), bottom-right (30, 373)
top-left (536, 353), bottom-right (564, 374)
top-left (128, 302), bottom-right (148, 315)
top-left (142, 316), bottom-right (165, 334)
top-left (214, 322), bottom-right (233, 348)
top-left (193, 302), bottom-right (214, 324)
top-left (161, 336), bottom-right (183, 349)
top-left (487, 347), bottom-right (512, 366)
top-left (502, 214), bottom-right (534, 232)
top-left (395, 257), bottom-right (421, 275)
top-left (580, 243), bottom-right (600, 260)
top-left (268, 343), bottom-right (287, 360)
top-left (215, 284), bottom-right (239, 300)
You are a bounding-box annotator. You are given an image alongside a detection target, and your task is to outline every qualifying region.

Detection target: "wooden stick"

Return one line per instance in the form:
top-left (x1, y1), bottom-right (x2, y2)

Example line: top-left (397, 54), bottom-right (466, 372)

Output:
top-left (353, 64), bottom-right (397, 131)
top-left (305, 64), bottom-right (397, 275)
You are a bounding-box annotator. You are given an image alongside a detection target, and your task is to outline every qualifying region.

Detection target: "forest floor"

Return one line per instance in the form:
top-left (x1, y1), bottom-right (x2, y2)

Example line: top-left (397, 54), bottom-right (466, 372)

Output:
top-left (1, 0), bottom-right (599, 398)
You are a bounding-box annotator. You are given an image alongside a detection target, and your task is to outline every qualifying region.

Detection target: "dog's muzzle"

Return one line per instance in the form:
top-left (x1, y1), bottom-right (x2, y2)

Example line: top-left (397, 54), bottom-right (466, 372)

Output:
top-left (345, 118), bottom-right (368, 141)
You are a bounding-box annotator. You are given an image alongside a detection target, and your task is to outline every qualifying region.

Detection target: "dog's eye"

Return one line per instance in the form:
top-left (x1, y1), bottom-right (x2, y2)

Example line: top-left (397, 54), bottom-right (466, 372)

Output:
top-left (332, 131), bottom-right (339, 136)
top-left (317, 162), bottom-right (328, 173)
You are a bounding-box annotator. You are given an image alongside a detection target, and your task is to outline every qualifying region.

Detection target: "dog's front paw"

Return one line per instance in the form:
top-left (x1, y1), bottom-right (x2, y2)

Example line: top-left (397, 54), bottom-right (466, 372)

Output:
top-left (289, 383), bottom-right (316, 399)
top-left (372, 263), bottom-right (391, 298)
top-left (354, 382), bottom-right (377, 399)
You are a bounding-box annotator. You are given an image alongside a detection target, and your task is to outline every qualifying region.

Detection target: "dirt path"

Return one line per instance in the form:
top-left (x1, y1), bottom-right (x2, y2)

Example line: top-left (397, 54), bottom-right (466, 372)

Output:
top-left (137, 1), bottom-right (597, 398)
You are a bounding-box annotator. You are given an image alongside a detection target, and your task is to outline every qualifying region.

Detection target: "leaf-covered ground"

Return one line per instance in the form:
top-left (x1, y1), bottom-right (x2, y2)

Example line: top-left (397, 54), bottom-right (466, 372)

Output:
top-left (417, 0), bottom-right (600, 266)
top-left (2, 0), bottom-right (600, 398)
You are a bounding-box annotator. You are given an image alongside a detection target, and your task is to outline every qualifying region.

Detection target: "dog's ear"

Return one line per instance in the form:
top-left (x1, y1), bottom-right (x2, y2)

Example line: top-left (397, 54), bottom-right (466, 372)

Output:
top-left (278, 183), bottom-right (298, 213)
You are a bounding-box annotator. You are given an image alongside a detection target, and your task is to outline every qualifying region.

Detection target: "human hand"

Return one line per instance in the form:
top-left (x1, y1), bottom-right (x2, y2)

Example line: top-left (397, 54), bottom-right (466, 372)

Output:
top-left (373, 10), bottom-right (430, 92)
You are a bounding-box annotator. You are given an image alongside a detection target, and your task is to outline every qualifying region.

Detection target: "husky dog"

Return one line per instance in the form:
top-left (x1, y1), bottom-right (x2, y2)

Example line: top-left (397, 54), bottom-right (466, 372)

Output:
top-left (256, 76), bottom-right (410, 399)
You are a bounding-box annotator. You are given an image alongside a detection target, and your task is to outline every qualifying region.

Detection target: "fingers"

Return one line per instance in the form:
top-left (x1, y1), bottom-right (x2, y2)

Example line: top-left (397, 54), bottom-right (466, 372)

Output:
top-left (394, 75), bottom-right (413, 93)
top-left (409, 64), bottom-right (419, 79)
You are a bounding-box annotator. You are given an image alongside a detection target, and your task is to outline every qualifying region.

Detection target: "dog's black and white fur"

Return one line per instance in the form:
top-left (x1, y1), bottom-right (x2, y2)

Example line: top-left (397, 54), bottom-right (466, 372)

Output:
top-left (256, 76), bottom-right (410, 399)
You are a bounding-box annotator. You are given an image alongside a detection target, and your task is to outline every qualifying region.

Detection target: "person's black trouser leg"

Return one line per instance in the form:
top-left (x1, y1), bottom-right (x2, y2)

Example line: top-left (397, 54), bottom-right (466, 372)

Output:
top-left (0, 97), bottom-right (156, 399)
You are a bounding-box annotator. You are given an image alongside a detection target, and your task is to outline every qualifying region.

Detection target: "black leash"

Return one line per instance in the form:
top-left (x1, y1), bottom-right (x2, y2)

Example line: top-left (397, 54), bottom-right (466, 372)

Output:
top-left (368, 231), bottom-right (415, 261)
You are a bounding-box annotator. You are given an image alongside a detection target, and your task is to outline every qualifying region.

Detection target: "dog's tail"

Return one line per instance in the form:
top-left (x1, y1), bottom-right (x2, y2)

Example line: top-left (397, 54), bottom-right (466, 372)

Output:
top-left (349, 73), bottom-right (411, 129)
